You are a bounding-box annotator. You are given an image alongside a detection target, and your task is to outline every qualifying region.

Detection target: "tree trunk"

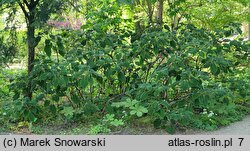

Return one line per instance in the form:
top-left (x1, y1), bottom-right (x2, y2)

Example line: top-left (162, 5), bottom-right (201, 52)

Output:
top-left (27, 14), bottom-right (35, 99)
top-left (171, 15), bottom-right (178, 30)
top-left (248, 23), bottom-right (250, 40)
top-left (146, 0), bottom-right (153, 25)
top-left (156, 0), bottom-right (164, 26)
top-left (86, 0), bottom-right (89, 16)
top-left (242, 22), bottom-right (250, 40)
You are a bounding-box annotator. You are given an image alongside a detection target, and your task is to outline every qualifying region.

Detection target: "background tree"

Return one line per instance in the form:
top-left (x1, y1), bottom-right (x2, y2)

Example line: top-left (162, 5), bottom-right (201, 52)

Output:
top-left (0, 0), bottom-right (249, 134)
top-left (0, 0), bottom-right (66, 99)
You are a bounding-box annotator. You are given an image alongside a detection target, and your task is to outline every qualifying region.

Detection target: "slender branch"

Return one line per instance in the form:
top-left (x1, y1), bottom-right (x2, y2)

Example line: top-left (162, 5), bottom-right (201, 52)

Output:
top-left (138, 3), bottom-right (149, 16)
top-left (4, 62), bottom-right (10, 68)
top-left (34, 0), bottom-right (40, 7)
top-left (146, 0), bottom-right (154, 24)
top-left (0, 5), bottom-right (13, 12)
top-left (100, 93), bottom-right (125, 114)
top-left (68, 0), bottom-right (84, 14)
top-left (176, 3), bottom-right (203, 28)
top-left (166, 0), bottom-right (172, 7)
top-left (184, 3), bottom-right (203, 12)
top-left (18, 2), bottom-right (29, 19)
top-left (148, 54), bottom-right (165, 81)
top-left (23, 0), bottom-right (30, 8)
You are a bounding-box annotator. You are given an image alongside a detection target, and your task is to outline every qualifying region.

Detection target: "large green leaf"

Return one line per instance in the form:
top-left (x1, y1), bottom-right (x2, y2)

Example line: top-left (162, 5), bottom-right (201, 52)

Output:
top-left (210, 63), bottom-right (219, 75)
top-left (57, 37), bottom-right (65, 56)
top-left (79, 77), bottom-right (89, 89)
top-left (44, 39), bottom-right (52, 57)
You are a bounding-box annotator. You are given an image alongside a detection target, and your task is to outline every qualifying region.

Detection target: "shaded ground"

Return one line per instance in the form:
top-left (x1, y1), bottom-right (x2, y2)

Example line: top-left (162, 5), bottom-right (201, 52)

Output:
top-left (1, 115), bottom-right (250, 135)
top-left (6, 63), bottom-right (26, 70)
top-left (112, 115), bottom-right (250, 135)
top-left (200, 115), bottom-right (250, 135)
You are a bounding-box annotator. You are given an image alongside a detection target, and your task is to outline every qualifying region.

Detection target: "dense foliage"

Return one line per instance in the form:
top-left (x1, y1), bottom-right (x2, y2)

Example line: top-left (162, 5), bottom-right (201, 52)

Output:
top-left (0, 0), bottom-right (249, 134)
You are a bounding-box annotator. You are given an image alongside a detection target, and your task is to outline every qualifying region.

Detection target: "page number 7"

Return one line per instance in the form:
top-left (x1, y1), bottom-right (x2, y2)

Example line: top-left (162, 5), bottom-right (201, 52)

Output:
top-left (238, 138), bottom-right (244, 146)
